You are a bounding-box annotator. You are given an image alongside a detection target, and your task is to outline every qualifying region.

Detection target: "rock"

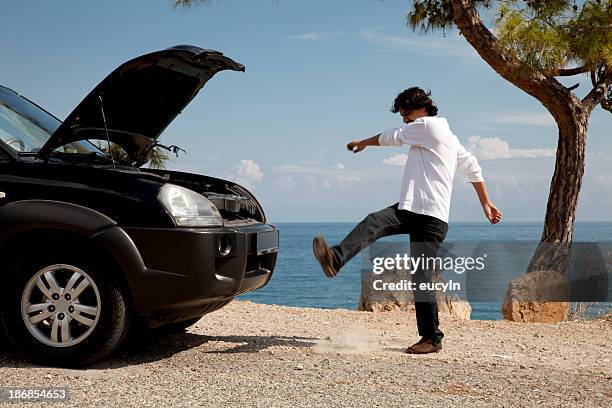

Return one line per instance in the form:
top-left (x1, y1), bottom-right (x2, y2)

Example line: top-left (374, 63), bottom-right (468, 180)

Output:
top-left (438, 296), bottom-right (472, 320)
top-left (295, 364), bottom-right (304, 371)
top-left (520, 364), bottom-right (527, 369)
top-left (358, 266), bottom-right (471, 320)
top-left (501, 270), bottom-right (570, 323)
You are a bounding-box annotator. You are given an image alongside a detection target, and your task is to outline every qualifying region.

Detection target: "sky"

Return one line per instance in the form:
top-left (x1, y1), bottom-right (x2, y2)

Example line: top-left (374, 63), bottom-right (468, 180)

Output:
top-left (1, 0), bottom-right (610, 222)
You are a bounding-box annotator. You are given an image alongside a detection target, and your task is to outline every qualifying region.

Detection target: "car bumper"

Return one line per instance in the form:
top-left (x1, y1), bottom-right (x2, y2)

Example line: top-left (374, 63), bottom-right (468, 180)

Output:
top-left (121, 223), bottom-right (278, 324)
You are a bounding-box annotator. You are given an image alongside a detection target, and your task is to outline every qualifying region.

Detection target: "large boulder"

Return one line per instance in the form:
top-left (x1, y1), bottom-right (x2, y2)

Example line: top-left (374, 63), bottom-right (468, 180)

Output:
top-left (501, 270), bottom-right (569, 323)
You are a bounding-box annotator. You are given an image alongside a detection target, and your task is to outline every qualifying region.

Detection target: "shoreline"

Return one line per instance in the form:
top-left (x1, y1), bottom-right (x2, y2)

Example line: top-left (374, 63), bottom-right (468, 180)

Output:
top-left (241, 299), bottom-right (611, 320)
top-left (1, 300), bottom-right (610, 407)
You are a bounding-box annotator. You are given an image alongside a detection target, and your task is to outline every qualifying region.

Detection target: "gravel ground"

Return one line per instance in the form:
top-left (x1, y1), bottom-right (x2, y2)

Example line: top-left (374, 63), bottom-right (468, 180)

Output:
top-left (1, 301), bottom-right (610, 407)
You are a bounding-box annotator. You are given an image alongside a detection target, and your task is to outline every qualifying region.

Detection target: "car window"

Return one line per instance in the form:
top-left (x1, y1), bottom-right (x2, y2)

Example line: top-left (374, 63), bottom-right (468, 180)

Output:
top-left (0, 87), bottom-right (102, 155)
top-left (0, 98), bottom-right (55, 152)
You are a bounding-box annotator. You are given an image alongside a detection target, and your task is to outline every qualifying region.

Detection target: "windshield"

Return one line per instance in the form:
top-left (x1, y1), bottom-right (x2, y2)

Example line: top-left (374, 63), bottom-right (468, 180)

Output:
top-left (0, 86), bottom-right (102, 155)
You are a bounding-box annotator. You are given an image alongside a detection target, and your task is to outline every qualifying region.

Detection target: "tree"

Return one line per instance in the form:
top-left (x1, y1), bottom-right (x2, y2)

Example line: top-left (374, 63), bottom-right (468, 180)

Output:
top-left (408, 0), bottom-right (611, 275)
top-left (96, 142), bottom-right (173, 169)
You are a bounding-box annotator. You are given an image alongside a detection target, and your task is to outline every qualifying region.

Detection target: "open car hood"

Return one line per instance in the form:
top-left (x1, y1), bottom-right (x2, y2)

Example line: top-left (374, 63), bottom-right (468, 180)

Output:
top-left (37, 45), bottom-right (244, 162)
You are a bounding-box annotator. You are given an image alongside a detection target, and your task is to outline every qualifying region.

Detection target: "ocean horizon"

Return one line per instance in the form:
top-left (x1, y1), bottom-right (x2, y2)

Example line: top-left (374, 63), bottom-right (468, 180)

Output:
top-left (240, 222), bottom-right (612, 320)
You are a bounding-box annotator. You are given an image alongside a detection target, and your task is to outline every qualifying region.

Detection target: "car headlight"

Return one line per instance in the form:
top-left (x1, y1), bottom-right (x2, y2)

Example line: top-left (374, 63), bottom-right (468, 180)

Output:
top-left (158, 184), bottom-right (223, 227)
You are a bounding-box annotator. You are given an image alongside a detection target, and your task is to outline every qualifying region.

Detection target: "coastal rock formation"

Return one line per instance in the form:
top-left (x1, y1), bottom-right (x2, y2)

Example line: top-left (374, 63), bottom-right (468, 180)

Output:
top-left (501, 270), bottom-right (569, 323)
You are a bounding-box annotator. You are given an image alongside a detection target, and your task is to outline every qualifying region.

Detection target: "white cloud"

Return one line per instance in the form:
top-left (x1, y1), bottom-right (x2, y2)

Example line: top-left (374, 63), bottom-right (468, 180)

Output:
top-left (273, 162), bottom-right (344, 175)
top-left (303, 176), bottom-right (319, 190)
top-left (383, 154), bottom-right (408, 166)
top-left (596, 175), bottom-right (612, 187)
top-left (274, 164), bottom-right (300, 171)
top-left (491, 113), bottom-right (556, 127)
top-left (467, 136), bottom-right (555, 160)
top-left (359, 27), bottom-right (475, 57)
top-left (228, 160), bottom-right (264, 190)
top-left (286, 32), bottom-right (340, 41)
top-left (276, 176), bottom-right (298, 192)
top-left (270, 162), bottom-right (367, 189)
top-left (336, 175), bottom-right (362, 184)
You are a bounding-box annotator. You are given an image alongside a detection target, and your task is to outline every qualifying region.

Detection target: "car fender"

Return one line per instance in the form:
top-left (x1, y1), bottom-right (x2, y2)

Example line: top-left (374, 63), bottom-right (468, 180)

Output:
top-left (0, 200), bottom-right (116, 241)
top-left (0, 200), bottom-right (147, 310)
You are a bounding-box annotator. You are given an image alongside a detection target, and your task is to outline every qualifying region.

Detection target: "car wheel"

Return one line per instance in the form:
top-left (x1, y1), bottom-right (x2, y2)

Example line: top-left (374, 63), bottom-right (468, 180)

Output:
top-left (1, 246), bottom-right (131, 366)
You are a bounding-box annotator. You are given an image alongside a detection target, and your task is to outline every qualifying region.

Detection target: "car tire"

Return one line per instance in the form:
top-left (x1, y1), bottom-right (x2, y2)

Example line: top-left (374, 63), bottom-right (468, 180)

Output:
top-left (1, 244), bottom-right (131, 367)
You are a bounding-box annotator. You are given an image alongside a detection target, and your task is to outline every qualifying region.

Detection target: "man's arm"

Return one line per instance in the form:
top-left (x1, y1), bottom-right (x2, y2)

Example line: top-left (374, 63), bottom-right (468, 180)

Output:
top-left (347, 119), bottom-right (426, 153)
top-left (471, 181), bottom-right (502, 224)
top-left (346, 134), bottom-right (380, 153)
top-left (456, 143), bottom-right (501, 224)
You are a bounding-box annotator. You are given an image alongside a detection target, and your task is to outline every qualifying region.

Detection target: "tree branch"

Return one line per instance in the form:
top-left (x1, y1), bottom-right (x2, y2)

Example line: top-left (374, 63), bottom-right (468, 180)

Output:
top-left (554, 66), bottom-right (592, 77)
top-left (583, 66), bottom-right (612, 113)
top-left (448, 0), bottom-right (573, 112)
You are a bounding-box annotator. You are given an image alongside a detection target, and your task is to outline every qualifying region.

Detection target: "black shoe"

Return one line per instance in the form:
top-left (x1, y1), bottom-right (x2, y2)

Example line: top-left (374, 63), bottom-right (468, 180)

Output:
top-left (312, 236), bottom-right (338, 278)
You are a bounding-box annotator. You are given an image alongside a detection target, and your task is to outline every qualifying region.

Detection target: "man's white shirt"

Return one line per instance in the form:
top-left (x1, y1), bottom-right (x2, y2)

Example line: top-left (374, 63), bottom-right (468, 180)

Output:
top-left (378, 116), bottom-right (484, 223)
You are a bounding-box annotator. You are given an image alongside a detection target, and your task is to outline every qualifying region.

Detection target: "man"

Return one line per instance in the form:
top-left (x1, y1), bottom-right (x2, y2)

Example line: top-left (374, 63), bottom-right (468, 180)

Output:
top-left (313, 87), bottom-right (501, 354)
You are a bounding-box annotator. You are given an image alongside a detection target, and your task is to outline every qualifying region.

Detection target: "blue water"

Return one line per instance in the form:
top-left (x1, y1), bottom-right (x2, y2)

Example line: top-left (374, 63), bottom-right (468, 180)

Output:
top-left (240, 222), bottom-right (612, 320)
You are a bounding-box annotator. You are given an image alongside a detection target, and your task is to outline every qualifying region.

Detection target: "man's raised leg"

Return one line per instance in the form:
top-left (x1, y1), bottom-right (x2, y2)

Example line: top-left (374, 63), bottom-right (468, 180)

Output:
top-left (313, 203), bottom-right (407, 277)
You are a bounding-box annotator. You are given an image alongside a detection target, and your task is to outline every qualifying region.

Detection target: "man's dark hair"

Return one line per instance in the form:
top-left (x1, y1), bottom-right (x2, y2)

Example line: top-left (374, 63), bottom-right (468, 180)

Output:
top-left (391, 87), bottom-right (438, 116)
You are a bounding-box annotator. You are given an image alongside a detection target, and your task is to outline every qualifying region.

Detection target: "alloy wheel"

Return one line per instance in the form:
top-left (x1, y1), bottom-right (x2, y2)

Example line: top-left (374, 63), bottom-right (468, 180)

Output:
top-left (20, 264), bottom-right (101, 348)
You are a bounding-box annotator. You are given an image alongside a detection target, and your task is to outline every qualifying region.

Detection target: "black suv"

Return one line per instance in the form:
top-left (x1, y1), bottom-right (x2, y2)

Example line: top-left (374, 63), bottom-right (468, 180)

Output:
top-left (0, 46), bottom-right (279, 366)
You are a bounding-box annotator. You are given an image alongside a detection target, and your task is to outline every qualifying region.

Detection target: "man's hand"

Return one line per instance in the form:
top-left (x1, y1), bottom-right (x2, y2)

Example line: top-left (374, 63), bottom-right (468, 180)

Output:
top-left (482, 202), bottom-right (502, 224)
top-left (347, 135), bottom-right (381, 153)
top-left (347, 140), bottom-right (366, 153)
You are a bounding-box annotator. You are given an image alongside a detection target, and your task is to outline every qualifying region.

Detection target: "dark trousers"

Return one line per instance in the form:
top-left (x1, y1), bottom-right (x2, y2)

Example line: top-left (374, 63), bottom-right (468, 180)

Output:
top-left (331, 203), bottom-right (448, 343)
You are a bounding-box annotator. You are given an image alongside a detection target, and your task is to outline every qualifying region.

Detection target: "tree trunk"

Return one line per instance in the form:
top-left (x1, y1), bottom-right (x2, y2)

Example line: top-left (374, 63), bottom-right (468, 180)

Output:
top-left (527, 104), bottom-right (589, 273)
top-left (503, 103), bottom-right (588, 322)
top-left (448, 0), bottom-right (608, 322)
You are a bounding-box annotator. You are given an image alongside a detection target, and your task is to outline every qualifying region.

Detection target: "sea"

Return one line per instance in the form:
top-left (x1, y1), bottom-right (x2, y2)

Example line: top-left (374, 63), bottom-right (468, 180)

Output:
top-left (240, 222), bottom-right (612, 320)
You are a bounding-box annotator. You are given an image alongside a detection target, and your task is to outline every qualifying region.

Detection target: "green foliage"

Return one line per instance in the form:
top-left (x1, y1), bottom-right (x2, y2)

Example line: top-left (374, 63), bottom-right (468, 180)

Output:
top-left (408, 0), bottom-right (612, 73)
top-left (496, 2), bottom-right (571, 71)
top-left (564, 1), bottom-right (612, 67)
top-left (495, 0), bottom-right (612, 71)
top-left (408, 0), bottom-right (455, 32)
top-left (98, 142), bottom-right (171, 169)
top-left (408, 0), bottom-right (493, 32)
top-left (146, 147), bottom-right (171, 169)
